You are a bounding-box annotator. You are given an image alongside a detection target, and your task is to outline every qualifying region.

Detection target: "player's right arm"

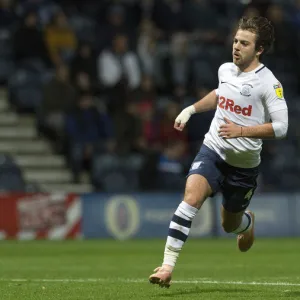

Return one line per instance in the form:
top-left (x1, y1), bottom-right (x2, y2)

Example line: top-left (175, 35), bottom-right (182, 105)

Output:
top-left (174, 90), bottom-right (218, 131)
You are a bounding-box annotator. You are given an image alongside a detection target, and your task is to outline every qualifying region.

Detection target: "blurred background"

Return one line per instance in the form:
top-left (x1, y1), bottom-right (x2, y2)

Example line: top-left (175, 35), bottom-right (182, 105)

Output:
top-left (0, 1), bottom-right (299, 293)
top-left (0, 0), bottom-right (298, 195)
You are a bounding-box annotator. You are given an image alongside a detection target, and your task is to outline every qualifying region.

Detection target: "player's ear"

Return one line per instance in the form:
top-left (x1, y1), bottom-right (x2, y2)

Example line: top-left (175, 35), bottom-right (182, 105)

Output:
top-left (256, 45), bottom-right (264, 57)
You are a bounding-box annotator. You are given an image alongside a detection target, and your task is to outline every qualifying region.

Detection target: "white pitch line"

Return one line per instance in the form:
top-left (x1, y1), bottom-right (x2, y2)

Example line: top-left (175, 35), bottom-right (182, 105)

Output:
top-left (4, 279), bottom-right (109, 283)
top-left (0, 278), bottom-right (300, 287)
top-left (171, 280), bottom-right (300, 287)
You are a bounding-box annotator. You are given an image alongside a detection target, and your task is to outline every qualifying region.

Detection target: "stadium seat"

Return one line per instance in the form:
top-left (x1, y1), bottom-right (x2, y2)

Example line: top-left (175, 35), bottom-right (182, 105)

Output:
top-left (0, 29), bottom-right (12, 57)
top-left (156, 171), bottom-right (185, 191)
top-left (69, 14), bottom-right (96, 43)
top-left (0, 154), bottom-right (26, 191)
top-left (193, 60), bottom-right (216, 86)
top-left (0, 58), bottom-right (14, 82)
top-left (0, 29), bottom-right (14, 82)
top-left (92, 154), bottom-right (143, 192)
top-left (8, 68), bottom-right (46, 112)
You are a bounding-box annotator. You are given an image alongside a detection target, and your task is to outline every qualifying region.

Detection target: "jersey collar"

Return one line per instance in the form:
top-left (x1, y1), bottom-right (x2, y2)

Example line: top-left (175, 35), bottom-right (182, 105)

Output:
top-left (236, 63), bottom-right (264, 77)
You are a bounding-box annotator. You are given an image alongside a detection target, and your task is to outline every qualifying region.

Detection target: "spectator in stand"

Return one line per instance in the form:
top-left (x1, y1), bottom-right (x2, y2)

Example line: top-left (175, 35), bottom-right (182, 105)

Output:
top-left (65, 91), bottom-right (114, 182)
top-left (16, 0), bottom-right (60, 26)
top-left (172, 85), bottom-right (188, 106)
top-left (161, 33), bottom-right (192, 91)
top-left (97, 33), bottom-right (141, 90)
top-left (134, 76), bottom-right (158, 152)
top-left (0, 0), bottom-right (17, 29)
top-left (40, 64), bottom-right (76, 146)
top-left (290, 0), bottom-right (300, 28)
top-left (266, 4), bottom-right (297, 59)
top-left (139, 0), bottom-right (155, 20)
top-left (134, 75), bottom-right (156, 105)
top-left (74, 71), bottom-right (92, 94)
top-left (137, 19), bottom-right (159, 77)
top-left (13, 10), bottom-right (50, 66)
top-left (183, 0), bottom-right (222, 44)
top-left (187, 86), bottom-right (215, 155)
top-left (97, 4), bottom-right (135, 51)
top-left (137, 101), bottom-right (160, 153)
top-left (158, 101), bottom-right (188, 150)
top-left (44, 10), bottom-right (77, 66)
top-left (152, 0), bottom-right (184, 36)
top-left (156, 139), bottom-right (187, 191)
top-left (113, 100), bottom-right (144, 156)
top-left (70, 42), bottom-right (97, 85)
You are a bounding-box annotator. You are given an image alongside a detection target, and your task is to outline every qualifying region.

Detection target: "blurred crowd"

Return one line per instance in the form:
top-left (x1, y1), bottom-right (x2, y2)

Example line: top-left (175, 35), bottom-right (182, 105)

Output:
top-left (0, 0), bottom-right (299, 192)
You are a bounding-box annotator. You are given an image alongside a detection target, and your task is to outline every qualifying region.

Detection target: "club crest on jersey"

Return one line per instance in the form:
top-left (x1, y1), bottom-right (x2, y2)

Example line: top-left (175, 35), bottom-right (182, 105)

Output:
top-left (240, 84), bottom-right (253, 97)
top-left (273, 83), bottom-right (284, 99)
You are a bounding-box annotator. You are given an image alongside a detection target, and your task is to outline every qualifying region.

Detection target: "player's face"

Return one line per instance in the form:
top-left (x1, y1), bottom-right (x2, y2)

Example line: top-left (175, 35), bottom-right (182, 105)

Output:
top-left (232, 30), bottom-right (262, 69)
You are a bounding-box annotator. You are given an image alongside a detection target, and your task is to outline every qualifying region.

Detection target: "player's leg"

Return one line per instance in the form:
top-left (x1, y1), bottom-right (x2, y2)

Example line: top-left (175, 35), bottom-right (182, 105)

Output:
top-left (221, 207), bottom-right (245, 233)
top-left (149, 174), bottom-right (212, 288)
top-left (221, 206), bottom-right (255, 252)
top-left (221, 165), bottom-right (258, 252)
top-left (149, 145), bottom-right (222, 288)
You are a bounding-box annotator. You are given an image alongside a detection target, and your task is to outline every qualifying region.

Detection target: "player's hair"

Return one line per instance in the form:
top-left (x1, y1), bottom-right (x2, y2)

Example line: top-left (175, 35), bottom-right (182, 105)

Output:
top-left (238, 16), bottom-right (275, 56)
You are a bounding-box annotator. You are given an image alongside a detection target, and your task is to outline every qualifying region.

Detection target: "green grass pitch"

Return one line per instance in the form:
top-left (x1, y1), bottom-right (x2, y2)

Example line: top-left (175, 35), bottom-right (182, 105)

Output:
top-left (0, 238), bottom-right (299, 299)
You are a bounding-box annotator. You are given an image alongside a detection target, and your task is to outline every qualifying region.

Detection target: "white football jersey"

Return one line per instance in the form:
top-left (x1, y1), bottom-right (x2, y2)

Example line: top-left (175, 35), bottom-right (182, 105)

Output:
top-left (204, 62), bottom-right (287, 168)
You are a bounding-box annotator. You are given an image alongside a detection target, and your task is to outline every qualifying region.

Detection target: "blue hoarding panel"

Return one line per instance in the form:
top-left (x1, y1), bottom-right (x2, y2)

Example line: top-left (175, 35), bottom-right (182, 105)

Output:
top-left (82, 193), bottom-right (215, 240)
top-left (215, 194), bottom-right (293, 237)
top-left (294, 194), bottom-right (300, 236)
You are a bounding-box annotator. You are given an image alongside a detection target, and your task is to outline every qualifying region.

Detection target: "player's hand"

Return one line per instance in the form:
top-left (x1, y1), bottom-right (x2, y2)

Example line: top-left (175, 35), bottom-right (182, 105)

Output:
top-left (218, 117), bottom-right (242, 139)
top-left (174, 105), bottom-right (196, 131)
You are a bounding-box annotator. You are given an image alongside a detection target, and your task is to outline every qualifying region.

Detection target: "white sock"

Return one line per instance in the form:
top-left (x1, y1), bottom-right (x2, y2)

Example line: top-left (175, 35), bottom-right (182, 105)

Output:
top-left (232, 211), bottom-right (252, 234)
top-left (163, 201), bottom-right (198, 271)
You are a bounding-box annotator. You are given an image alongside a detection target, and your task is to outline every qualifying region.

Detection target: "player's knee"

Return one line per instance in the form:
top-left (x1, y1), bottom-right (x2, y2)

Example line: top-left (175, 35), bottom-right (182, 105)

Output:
top-left (183, 190), bottom-right (203, 209)
top-left (183, 185), bottom-right (206, 209)
top-left (183, 175), bottom-right (211, 209)
top-left (221, 220), bottom-right (239, 233)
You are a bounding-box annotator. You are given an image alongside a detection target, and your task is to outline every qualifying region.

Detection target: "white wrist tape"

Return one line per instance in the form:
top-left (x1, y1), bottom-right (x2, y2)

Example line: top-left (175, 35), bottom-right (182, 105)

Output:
top-left (175, 105), bottom-right (196, 125)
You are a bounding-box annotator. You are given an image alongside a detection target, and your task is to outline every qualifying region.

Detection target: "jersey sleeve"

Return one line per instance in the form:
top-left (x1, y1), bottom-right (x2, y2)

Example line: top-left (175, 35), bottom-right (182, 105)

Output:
top-left (262, 79), bottom-right (287, 114)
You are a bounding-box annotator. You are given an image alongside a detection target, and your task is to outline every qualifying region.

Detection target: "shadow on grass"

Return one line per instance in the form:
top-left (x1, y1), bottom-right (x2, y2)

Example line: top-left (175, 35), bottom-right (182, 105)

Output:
top-left (156, 286), bottom-right (249, 297)
top-left (283, 291), bottom-right (300, 298)
top-left (155, 287), bottom-right (300, 298)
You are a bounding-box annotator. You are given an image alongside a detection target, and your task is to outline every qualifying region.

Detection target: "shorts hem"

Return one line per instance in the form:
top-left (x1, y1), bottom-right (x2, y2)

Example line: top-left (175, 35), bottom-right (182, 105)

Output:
top-left (221, 203), bottom-right (250, 213)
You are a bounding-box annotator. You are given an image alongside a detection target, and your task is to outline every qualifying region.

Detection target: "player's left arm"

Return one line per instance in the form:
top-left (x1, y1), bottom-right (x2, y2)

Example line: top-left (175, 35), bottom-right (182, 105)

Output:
top-left (219, 81), bottom-right (288, 139)
top-left (239, 109), bottom-right (288, 139)
top-left (218, 118), bottom-right (279, 139)
top-left (245, 81), bottom-right (288, 139)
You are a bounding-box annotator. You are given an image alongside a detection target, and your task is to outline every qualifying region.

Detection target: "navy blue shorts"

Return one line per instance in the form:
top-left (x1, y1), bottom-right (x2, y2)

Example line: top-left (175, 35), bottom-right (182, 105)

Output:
top-left (187, 145), bottom-right (259, 213)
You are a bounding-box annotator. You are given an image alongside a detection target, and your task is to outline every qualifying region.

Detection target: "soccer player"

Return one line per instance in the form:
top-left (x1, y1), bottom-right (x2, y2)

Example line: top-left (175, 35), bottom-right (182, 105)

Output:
top-left (149, 16), bottom-right (288, 288)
